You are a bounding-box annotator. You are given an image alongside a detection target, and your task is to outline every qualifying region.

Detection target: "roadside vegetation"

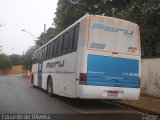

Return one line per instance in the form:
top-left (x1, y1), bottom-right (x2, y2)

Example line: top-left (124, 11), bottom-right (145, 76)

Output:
top-left (0, 54), bottom-right (12, 73)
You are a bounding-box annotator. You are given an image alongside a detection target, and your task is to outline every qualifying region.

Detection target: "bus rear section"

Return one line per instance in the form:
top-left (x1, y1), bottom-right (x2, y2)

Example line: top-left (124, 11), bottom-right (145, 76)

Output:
top-left (78, 15), bottom-right (141, 100)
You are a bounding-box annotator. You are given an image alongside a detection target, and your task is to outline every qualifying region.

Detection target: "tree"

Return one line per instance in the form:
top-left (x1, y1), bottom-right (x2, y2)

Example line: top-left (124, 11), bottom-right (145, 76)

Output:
top-left (32, 0), bottom-right (160, 58)
top-left (21, 46), bottom-right (37, 70)
top-left (0, 54), bottom-right (12, 72)
top-left (9, 54), bottom-right (22, 66)
top-left (37, 0), bottom-right (131, 46)
top-left (53, 0), bottom-right (130, 32)
top-left (53, 0), bottom-right (160, 57)
top-left (36, 27), bottom-right (57, 46)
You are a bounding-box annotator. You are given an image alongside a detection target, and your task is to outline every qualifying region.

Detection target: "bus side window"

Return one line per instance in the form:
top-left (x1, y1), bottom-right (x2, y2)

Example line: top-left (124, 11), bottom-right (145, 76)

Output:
top-left (57, 36), bottom-right (63, 56)
top-left (38, 51), bottom-right (40, 62)
top-left (50, 41), bottom-right (54, 59)
top-left (38, 50), bottom-right (42, 62)
top-left (41, 49), bottom-right (43, 61)
top-left (44, 46), bottom-right (47, 60)
top-left (47, 44), bottom-right (51, 59)
top-left (32, 54), bottom-right (35, 64)
top-left (62, 32), bottom-right (69, 54)
top-left (35, 52), bottom-right (37, 63)
top-left (73, 25), bottom-right (79, 51)
top-left (35, 54), bottom-right (37, 63)
top-left (37, 52), bottom-right (39, 62)
top-left (53, 39), bottom-right (58, 57)
top-left (68, 29), bottom-right (74, 52)
top-left (41, 48), bottom-right (45, 61)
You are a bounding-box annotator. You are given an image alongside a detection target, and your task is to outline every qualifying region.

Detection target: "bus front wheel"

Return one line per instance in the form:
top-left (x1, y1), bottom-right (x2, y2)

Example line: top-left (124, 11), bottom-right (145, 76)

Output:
top-left (47, 77), bottom-right (53, 97)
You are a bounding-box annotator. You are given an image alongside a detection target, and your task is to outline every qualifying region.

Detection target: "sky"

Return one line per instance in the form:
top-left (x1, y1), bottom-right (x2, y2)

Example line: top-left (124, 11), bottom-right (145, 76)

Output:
top-left (0, 0), bottom-right (58, 55)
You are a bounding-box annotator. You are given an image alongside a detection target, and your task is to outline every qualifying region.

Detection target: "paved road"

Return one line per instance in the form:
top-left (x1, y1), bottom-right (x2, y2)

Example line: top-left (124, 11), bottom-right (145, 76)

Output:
top-left (0, 74), bottom-right (142, 120)
top-left (0, 74), bottom-right (75, 114)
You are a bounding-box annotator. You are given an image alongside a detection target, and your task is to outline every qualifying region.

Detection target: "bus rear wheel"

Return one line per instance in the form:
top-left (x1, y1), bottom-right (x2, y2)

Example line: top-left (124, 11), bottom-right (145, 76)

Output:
top-left (47, 77), bottom-right (53, 97)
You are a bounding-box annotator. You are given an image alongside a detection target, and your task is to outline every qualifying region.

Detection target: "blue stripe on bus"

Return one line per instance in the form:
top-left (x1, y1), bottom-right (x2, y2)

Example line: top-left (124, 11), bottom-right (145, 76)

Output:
top-left (87, 54), bottom-right (139, 88)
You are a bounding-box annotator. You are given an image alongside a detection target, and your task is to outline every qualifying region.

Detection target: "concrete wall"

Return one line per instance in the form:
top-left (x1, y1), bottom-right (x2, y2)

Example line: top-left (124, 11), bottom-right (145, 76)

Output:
top-left (141, 58), bottom-right (160, 98)
top-left (0, 65), bottom-right (25, 75)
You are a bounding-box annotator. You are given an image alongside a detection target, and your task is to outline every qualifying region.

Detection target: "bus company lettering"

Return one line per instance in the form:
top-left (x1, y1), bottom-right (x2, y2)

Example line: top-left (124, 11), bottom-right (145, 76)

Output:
top-left (92, 22), bottom-right (134, 36)
top-left (46, 60), bottom-right (65, 68)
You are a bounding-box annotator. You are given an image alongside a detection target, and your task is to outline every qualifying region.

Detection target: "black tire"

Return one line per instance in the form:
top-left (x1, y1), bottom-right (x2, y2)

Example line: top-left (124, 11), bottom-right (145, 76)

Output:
top-left (47, 77), bottom-right (53, 97)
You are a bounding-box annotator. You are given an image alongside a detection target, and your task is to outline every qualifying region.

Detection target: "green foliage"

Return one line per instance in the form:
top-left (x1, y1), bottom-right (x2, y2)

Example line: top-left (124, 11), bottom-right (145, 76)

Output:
top-left (53, 0), bottom-right (160, 57)
top-left (54, 0), bottom-right (83, 31)
top-left (21, 46), bottom-right (37, 70)
top-left (21, 54), bottom-right (31, 70)
top-left (36, 27), bottom-right (58, 46)
top-left (36, 0), bottom-right (160, 57)
top-left (37, 0), bottom-right (132, 46)
top-left (0, 54), bottom-right (12, 71)
top-left (9, 54), bottom-right (22, 66)
top-left (54, 0), bottom-right (131, 31)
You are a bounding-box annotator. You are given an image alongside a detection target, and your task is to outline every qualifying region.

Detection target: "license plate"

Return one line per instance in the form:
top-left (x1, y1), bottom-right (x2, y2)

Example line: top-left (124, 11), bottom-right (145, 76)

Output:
top-left (108, 91), bottom-right (118, 96)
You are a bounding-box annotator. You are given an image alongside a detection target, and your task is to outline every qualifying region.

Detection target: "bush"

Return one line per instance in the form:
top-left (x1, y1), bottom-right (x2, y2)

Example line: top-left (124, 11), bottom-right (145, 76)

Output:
top-left (0, 54), bottom-right (12, 72)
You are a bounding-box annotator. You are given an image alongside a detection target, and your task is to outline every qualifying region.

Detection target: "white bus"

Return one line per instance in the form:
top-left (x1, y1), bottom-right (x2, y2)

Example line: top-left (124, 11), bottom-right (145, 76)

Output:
top-left (31, 14), bottom-right (141, 100)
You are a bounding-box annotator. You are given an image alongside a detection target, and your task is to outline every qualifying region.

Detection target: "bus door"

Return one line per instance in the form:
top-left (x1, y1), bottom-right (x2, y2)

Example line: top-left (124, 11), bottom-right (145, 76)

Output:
top-left (37, 50), bottom-right (43, 88)
top-left (38, 62), bottom-right (42, 87)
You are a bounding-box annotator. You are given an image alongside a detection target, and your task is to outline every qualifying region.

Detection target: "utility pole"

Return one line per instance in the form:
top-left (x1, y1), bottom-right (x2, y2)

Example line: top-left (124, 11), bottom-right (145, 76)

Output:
top-left (44, 24), bottom-right (46, 34)
top-left (43, 24), bottom-right (46, 44)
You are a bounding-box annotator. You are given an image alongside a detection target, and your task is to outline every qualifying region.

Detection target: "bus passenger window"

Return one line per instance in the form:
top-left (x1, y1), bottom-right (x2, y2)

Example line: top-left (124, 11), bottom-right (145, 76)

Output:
top-left (53, 39), bottom-right (58, 57)
top-left (44, 46), bottom-right (47, 60)
top-left (68, 29), bottom-right (74, 52)
top-left (35, 52), bottom-right (38, 63)
top-left (38, 50), bottom-right (42, 62)
top-left (41, 48), bottom-right (45, 61)
top-left (62, 32), bottom-right (69, 54)
top-left (47, 44), bottom-right (51, 59)
top-left (73, 26), bottom-right (79, 51)
top-left (50, 41), bottom-right (54, 59)
top-left (32, 54), bottom-right (34, 64)
top-left (57, 36), bottom-right (63, 56)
